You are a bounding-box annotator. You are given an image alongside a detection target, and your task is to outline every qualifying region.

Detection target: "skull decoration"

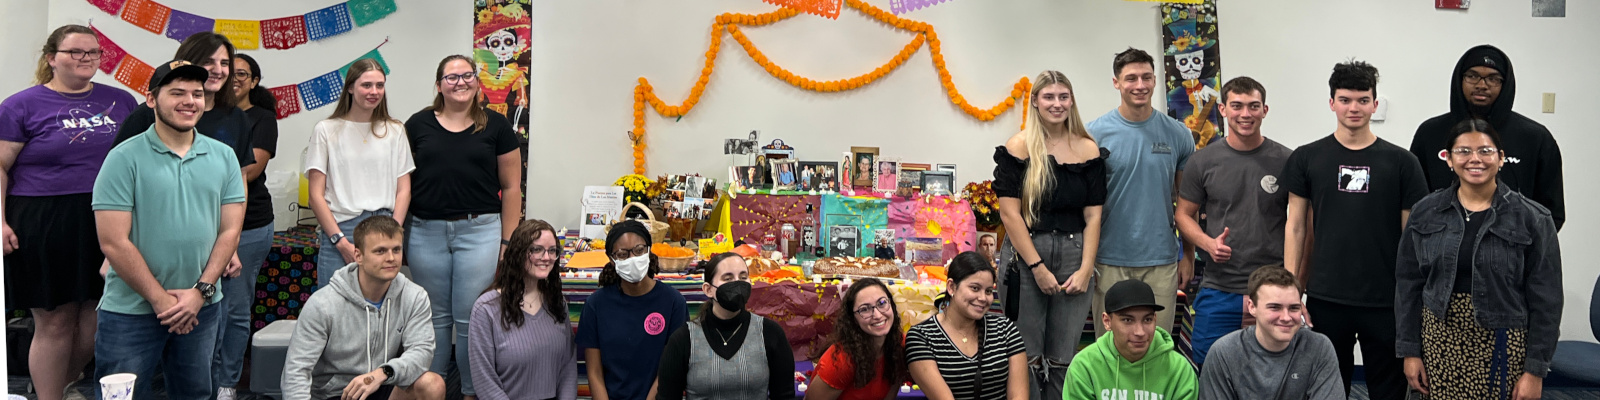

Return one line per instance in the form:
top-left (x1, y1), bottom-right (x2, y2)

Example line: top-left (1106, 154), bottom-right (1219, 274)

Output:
top-left (1176, 49), bottom-right (1204, 80)
top-left (485, 28), bottom-right (519, 64)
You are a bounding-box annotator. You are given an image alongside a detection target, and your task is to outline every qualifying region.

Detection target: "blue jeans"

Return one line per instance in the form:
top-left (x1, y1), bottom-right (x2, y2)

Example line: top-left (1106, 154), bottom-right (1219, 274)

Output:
top-left (95, 303), bottom-right (220, 400)
top-left (212, 223), bottom-right (273, 388)
top-left (1190, 287), bottom-right (1245, 366)
top-left (317, 210), bottom-right (391, 290)
top-left (406, 214), bottom-right (501, 396)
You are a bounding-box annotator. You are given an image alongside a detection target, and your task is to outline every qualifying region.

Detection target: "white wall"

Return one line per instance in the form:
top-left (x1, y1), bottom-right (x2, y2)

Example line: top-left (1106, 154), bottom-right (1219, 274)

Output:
top-left (530, 0), bottom-right (1600, 344)
top-left (32, 0), bottom-right (471, 230)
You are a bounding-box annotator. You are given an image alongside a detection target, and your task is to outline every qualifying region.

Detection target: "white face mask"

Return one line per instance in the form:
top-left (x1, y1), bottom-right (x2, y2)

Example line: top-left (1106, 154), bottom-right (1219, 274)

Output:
top-left (615, 254), bottom-right (650, 283)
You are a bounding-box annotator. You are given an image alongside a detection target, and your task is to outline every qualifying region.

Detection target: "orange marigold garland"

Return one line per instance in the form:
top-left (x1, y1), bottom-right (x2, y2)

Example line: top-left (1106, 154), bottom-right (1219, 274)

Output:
top-left (627, 1), bottom-right (1032, 175)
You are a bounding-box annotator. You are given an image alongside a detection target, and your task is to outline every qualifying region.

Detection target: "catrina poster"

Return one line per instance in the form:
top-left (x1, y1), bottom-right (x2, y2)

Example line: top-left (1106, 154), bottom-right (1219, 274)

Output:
top-left (1161, 0), bottom-right (1224, 150)
top-left (475, 0), bottom-right (531, 136)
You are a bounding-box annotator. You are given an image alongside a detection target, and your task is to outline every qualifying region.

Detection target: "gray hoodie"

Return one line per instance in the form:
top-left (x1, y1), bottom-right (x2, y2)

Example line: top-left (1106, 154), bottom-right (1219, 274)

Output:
top-left (282, 262), bottom-right (434, 400)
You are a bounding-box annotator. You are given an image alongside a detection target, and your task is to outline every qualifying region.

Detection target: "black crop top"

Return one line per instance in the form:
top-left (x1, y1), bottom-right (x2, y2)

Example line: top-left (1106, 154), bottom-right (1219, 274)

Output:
top-left (991, 145), bottom-right (1108, 234)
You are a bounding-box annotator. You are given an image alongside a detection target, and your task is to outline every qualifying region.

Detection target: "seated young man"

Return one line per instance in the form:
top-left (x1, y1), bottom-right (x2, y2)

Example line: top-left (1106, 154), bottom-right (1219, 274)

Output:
top-left (1198, 267), bottom-right (1343, 400)
top-left (282, 217), bottom-right (444, 400)
top-left (1066, 279), bottom-right (1198, 400)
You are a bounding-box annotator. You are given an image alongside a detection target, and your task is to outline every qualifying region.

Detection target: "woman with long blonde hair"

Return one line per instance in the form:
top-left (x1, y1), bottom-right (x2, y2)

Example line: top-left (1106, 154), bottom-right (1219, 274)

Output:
top-left (304, 58), bottom-right (413, 289)
top-left (993, 70), bottom-right (1106, 399)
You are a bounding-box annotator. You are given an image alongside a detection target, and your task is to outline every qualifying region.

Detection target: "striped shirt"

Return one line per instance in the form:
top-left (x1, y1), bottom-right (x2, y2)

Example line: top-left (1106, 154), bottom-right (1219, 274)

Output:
top-left (905, 313), bottom-right (1025, 399)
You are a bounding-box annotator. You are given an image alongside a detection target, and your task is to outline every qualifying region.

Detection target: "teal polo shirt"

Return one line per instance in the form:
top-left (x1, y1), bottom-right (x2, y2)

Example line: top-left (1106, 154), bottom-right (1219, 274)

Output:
top-left (92, 126), bottom-right (244, 315)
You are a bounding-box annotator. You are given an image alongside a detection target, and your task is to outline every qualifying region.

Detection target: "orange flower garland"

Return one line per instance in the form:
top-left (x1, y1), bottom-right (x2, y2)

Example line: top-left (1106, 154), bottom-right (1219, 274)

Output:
top-left (628, 0), bottom-right (1033, 174)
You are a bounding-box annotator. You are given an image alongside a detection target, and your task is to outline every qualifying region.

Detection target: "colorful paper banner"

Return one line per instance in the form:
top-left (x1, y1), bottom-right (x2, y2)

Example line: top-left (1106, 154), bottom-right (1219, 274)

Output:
top-left (347, 0), bottom-right (397, 27)
top-left (164, 9), bottom-right (214, 42)
top-left (297, 71), bottom-right (344, 110)
top-left (763, 0), bottom-right (842, 19)
top-left (889, 0), bottom-right (950, 15)
top-left (112, 56), bottom-right (154, 97)
top-left (304, 3), bottom-right (353, 41)
top-left (91, 26), bottom-right (128, 74)
top-left (214, 19), bottom-right (262, 50)
top-left (337, 48), bottom-right (389, 79)
top-left (119, 0), bottom-right (171, 34)
top-left (88, 0), bottom-right (127, 16)
top-left (261, 16), bottom-right (308, 50)
top-left (268, 85), bottom-right (302, 120)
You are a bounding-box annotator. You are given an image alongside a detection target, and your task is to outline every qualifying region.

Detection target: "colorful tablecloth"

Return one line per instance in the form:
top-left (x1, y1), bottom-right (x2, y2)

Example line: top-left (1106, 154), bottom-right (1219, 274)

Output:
top-left (251, 225), bottom-right (319, 332)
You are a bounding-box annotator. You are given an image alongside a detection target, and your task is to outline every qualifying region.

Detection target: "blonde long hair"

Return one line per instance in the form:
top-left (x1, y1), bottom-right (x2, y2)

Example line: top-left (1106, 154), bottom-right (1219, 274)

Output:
top-left (1020, 70), bottom-right (1092, 226)
top-left (329, 58), bottom-right (399, 138)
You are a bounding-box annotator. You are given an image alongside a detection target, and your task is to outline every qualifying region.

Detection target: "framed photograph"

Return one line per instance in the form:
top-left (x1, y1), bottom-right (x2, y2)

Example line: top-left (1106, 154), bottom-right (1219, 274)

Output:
top-left (921, 170), bottom-right (954, 196)
top-left (732, 166), bottom-right (763, 190)
top-left (828, 225), bottom-right (860, 257)
top-left (896, 170), bottom-right (921, 198)
top-left (798, 161), bottom-right (837, 192)
top-left (769, 158), bottom-right (800, 190)
top-left (850, 147), bottom-right (879, 187)
top-left (935, 163), bottom-right (957, 184)
top-left (873, 157), bottom-right (900, 193)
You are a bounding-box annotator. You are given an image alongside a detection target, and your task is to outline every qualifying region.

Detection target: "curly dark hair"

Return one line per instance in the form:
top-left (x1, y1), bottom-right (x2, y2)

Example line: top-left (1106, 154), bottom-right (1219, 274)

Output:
top-left (486, 219), bottom-right (568, 328)
top-left (812, 277), bottom-right (906, 389)
top-left (1328, 60), bottom-right (1379, 98)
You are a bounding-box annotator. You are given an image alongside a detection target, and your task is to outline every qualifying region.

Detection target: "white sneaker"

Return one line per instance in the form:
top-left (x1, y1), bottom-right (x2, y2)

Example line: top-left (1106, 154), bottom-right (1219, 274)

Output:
top-left (63, 385), bottom-right (88, 400)
top-left (217, 387), bottom-right (237, 400)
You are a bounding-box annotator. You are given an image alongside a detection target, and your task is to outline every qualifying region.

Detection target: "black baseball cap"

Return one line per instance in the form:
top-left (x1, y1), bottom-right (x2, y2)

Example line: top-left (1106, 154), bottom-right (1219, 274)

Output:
top-left (147, 59), bottom-right (209, 93)
top-left (1104, 279), bottom-right (1165, 314)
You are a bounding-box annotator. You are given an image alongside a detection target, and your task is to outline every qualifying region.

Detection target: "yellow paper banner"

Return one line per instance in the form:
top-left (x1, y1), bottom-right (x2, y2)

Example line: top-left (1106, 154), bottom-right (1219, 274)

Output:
top-left (214, 19), bottom-right (262, 50)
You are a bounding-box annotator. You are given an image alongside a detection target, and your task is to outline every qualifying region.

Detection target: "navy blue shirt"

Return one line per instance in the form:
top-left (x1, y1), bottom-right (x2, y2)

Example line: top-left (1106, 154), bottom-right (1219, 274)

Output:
top-left (575, 281), bottom-right (688, 400)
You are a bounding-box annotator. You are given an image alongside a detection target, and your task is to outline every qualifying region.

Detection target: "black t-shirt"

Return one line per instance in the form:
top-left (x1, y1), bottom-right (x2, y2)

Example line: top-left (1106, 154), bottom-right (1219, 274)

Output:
top-left (1281, 135), bottom-right (1428, 307)
top-left (1453, 205), bottom-right (1487, 294)
top-left (242, 106), bottom-right (279, 230)
top-left (404, 109), bottom-right (520, 219)
top-left (114, 104), bottom-right (256, 168)
top-left (991, 146), bottom-right (1108, 234)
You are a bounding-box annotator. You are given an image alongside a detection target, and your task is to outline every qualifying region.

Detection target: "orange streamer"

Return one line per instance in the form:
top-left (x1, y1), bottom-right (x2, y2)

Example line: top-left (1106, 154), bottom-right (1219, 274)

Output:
top-left (627, 0), bottom-right (1032, 175)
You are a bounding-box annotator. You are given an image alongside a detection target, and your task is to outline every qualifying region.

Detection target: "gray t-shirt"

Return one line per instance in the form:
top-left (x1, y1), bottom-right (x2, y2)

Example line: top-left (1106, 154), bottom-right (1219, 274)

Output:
top-left (1179, 138), bottom-right (1291, 293)
top-left (1197, 326), bottom-right (1344, 400)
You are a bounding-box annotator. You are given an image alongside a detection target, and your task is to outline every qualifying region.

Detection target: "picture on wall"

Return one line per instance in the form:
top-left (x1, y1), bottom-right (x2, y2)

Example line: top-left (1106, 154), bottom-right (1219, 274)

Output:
top-left (798, 161), bottom-right (839, 192)
top-left (770, 158), bottom-right (800, 191)
top-left (874, 157), bottom-right (901, 194)
top-left (921, 170), bottom-right (954, 196)
top-left (1161, 0), bottom-right (1225, 150)
top-left (851, 147), bottom-right (879, 187)
top-left (829, 225), bottom-right (860, 257)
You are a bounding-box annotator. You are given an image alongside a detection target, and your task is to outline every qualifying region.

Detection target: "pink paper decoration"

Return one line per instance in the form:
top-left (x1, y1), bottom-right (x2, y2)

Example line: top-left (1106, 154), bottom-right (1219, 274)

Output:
top-left (91, 26), bottom-right (128, 74)
top-left (268, 85), bottom-right (301, 120)
top-left (887, 197), bottom-right (977, 262)
top-left (87, 0), bottom-right (128, 15)
top-left (260, 15), bottom-right (308, 50)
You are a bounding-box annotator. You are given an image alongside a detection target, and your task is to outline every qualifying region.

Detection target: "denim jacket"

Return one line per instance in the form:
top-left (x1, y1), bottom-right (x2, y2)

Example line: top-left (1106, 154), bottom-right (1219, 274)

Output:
top-left (1394, 182), bottom-right (1562, 377)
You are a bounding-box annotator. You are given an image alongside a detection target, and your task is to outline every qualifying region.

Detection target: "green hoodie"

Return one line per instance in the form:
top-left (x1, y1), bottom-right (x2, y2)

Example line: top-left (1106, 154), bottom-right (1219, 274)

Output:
top-left (1064, 327), bottom-right (1197, 400)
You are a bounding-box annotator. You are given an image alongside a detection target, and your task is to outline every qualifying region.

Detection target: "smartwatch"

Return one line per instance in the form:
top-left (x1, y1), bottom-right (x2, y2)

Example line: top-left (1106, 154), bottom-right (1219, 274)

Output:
top-left (193, 281), bottom-right (217, 299)
top-left (330, 232), bottom-right (346, 245)
top-left (380, 365), bottom-right (394, 380)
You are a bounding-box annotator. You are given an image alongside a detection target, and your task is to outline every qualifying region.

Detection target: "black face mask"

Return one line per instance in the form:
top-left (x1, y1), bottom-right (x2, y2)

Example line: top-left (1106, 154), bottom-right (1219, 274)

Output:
top-left (713, 280), bottom-right (751, 313)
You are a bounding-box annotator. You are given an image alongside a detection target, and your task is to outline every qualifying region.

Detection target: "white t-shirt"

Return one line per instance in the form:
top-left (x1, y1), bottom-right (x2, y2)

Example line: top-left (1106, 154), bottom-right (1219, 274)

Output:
top-left (303, 118), bottom-right (415, 222)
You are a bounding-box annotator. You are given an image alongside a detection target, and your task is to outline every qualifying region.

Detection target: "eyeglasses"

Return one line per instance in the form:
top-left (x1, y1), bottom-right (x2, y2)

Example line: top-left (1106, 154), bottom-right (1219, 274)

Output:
top-left (1464, 72), bottom-right (1504, 87)
top-left (854, 297), bottom-right (893, 318)
top-left (441, 73), bottom-right (477, 85)
top-left (56, 50), bottom-right (103, 61)
top-left (609, 244), bottom-right (649, 260)
top-left (528, 246), bottom-right (561, 258)
top-left (232, 71), bottom-right (253, 80)
top-left (1451, 146), bottom-right (1499, 157)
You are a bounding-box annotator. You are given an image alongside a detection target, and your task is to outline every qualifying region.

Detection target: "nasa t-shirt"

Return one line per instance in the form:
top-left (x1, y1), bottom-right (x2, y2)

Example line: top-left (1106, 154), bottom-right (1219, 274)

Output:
top-left (0, 84), bottom-right (139, 196)
top-left (1280, 134), bottom-right (1427, 307)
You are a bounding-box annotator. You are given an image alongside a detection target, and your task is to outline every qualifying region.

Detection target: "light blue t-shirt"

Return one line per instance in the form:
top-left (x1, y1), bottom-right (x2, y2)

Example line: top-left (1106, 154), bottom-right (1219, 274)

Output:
top-left (91, 127), bottom-right (245, 314)
top-left (1086, 109), bottom-right (1195, 267)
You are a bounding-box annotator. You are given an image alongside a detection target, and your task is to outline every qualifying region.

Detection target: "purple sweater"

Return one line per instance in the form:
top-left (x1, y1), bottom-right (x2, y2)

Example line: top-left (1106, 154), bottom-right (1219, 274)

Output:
top-left (468, 290), bottom-right (578, 400)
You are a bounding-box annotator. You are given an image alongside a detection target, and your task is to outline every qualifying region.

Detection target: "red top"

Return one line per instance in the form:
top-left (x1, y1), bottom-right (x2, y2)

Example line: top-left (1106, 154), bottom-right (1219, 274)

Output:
top-left (814, 344), bottom-right (892, 400)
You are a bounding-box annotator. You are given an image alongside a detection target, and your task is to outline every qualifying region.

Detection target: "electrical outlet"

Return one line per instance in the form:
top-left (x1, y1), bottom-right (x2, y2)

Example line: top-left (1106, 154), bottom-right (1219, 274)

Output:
top-left (1542, 93), bottom-right (1555, 113)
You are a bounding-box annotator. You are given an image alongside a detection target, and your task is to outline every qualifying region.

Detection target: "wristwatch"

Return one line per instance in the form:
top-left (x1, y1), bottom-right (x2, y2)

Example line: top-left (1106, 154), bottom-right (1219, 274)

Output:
top-left (380, 365), bottom-right (394, 380)
top-left (330, 232), bottom-right (347, 245)
top-left (193, 281), bottom-right (217, 299)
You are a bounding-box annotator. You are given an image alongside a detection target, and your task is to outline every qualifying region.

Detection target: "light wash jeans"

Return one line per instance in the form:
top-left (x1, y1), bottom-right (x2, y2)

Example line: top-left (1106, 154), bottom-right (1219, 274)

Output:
top-left (316, 209), bottom-right (391, 290)
top-left (407, 213), bottom-right (501, 396)
top-left (212, 223), bottom-right (274, 389)
top-left (95, 303), bottom-right (220, 400)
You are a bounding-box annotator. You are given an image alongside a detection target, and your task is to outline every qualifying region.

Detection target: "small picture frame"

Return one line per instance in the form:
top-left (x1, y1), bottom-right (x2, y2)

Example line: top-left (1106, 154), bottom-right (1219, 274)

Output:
top-left (828, 225), bottom-right (860, 257)
top-left (921, 170), bottom-right (954, 196)
top-left (935, 163), bottom-right (957, 184)
top-left (850, 147), bottom-right (879, 187)
top-left (873, 157), bottom-right (900, 194)
top-left (798, 161), bottom-right (838, 192)
top-left (732, 166), bottom-right (763, 190)
top-left (769, 158), bottom-right (800, 191)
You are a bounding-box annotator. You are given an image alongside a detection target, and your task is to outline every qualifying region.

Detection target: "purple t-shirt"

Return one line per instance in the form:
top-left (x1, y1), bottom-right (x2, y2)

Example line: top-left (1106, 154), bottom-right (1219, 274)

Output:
top-left (0, 84), bottom-right (139, 196)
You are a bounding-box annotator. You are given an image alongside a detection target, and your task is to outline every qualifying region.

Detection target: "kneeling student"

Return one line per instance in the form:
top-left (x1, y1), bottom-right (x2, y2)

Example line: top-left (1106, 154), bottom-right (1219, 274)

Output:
top-left (1065, 279), bottom-right (1197, 400)
top-left (283, 217), bottom-right (445, 400)
top-left (1198, 267), bottom-right (1342, 400)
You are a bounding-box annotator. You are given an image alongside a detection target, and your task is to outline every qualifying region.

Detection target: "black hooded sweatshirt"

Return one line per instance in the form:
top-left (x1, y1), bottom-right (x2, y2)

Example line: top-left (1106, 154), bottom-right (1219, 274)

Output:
top-left (1410, 45), bottom-right (1564, 229)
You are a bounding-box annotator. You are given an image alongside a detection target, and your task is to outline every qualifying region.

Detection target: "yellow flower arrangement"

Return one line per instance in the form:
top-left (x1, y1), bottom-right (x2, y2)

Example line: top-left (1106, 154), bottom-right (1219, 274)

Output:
top-left (614, 174), bottom-right (656, 205)
top-left (961, 180), bottom-right (1000, 227)
top-left (626, 0), bottom-right (1033, 175)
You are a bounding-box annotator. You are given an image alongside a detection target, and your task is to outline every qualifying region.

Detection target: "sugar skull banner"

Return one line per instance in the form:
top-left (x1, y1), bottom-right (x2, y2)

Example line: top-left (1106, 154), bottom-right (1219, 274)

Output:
top-left (1161, 0), bottom-right (1224, 150)
top-left (474, 0), bottom-right (531, 137)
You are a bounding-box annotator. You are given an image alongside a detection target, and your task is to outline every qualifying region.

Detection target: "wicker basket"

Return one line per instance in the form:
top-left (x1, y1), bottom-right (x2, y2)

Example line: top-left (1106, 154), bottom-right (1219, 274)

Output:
top-left (607, 202), bottom-right (670, 243)
top-left (658, 255), bottom-right (695, 272)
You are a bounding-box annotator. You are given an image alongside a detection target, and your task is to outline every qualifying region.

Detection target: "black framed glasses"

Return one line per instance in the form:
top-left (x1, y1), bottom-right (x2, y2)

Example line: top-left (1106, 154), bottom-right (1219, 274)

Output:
top-left (528, 246), bottom-right (561, 258)
top-left (854, 297), bottom-right (893, 318)
top-left (441, 73), bottom-right (477, 85)
top-left (1464, 72), bottom-right (1504, 87)
top-left (56, 50), bottom-right (103, 61)
top-left (232, 71), bottom-right (254, 80)
top-left (609, 244), bottom-right (649, 260)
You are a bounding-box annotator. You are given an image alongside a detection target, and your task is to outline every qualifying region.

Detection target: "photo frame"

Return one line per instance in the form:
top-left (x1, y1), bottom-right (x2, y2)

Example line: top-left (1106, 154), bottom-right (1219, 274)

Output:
top-left (920, 170), bottom-right (954, 196)
top-left (798, 161), bottom-right (838, 192)
top-left (873, 157), bottom-right (901, 194)
top-left (828, 225), bottom-right (860, 257)
top-left (769, 158), bottom-right (800, 191)
top-left (731, 166), bottom-right (763, 190)
top-left (935, 163), bottom-right (957, 185)
top-left (850, 147), bottom-right (879, 187)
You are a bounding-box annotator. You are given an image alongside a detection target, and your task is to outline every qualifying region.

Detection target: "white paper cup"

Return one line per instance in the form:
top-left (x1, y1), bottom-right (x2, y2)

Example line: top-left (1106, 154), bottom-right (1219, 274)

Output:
top-left (99, 373), bottom-right (137, 400)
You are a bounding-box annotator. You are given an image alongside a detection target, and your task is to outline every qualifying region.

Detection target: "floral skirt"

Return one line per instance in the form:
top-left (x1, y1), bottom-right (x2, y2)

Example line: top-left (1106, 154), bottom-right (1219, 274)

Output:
top-left (1421, 293), bottom-right (1526, 400)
